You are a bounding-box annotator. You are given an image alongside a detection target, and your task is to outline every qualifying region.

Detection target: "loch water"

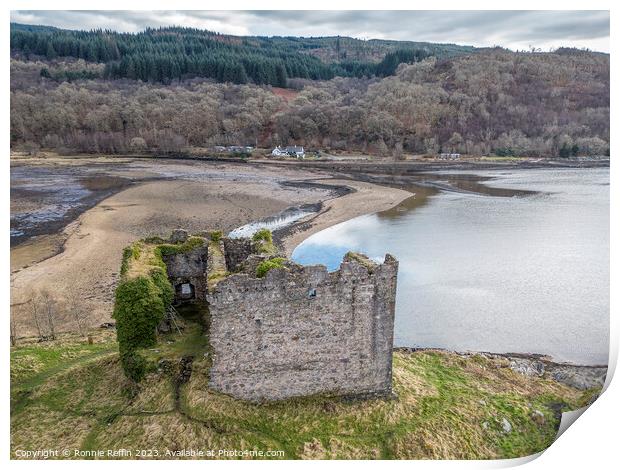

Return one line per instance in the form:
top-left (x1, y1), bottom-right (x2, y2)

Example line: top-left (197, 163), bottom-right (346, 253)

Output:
top-left (292, 168), bottom-right (610, 365)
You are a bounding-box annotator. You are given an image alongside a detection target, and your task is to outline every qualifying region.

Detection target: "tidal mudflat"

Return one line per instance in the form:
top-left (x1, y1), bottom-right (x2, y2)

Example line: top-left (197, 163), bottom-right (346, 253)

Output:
top-left (9, 155), bottom-right (408, 337)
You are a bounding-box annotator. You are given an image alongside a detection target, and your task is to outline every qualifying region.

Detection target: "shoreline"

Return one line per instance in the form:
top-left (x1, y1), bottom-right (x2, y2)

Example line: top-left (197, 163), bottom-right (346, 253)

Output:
top-left (395, 347), bottom-right (607, 388)
top-left (10, 158), bottom-right (410, 337)
top-left (10, 153), bottom-right (608, 254)
top-left (254, 156), bottom-right (610, 173)
top-left (10, 156), bottom-right (610, 369)
top-left (277, 178), bottom-right (412, 256)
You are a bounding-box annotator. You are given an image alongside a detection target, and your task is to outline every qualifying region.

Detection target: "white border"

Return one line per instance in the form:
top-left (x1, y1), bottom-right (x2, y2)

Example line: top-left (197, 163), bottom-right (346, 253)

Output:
top-left (2, 1), bottom-right (616, 468)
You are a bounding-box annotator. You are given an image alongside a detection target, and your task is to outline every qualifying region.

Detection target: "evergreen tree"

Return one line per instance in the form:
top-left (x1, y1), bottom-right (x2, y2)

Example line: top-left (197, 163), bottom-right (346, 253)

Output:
top-left (45, 42), bottom-right (57, 60)
top-left (9, 25), bottom-right (435, 85)
top-left (275, 64), bottom-right (288, 87)
top-left (559, 143), bottom-right (571, 158)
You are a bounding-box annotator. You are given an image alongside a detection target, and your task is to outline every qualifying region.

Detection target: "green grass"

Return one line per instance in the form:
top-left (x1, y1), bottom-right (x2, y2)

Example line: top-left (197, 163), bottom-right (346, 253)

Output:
top-left (11, 331), bottom-right (118, 414)
top-left (252, 229), bottom-right (276, 255)
top-left (11, 333), bottom-right (115, 386)
top-left (256, 257), bottom-right (287, 278)
top-left (206, 239), bottom-right (229, 289)
top-left (344, 251), bottom-right (376, 273)
top-left (11, 319), bottom-right (598, 460)
top-left (156, 237), bottom-right (205, 256)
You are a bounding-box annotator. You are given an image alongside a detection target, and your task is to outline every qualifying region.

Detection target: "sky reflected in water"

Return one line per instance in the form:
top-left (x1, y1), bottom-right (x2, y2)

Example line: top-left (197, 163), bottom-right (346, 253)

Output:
top-left (293, 168), bottom-right (609, 365)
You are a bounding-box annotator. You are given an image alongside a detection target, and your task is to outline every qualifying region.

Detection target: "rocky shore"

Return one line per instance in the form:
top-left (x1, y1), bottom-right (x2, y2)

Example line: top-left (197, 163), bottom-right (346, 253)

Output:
top-left (395, 348), bottom-right (608, 390)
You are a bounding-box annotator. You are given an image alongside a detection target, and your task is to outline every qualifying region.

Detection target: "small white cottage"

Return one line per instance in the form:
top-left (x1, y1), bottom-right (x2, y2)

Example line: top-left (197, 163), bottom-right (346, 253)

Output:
top-left (272, 145), bottom-right (305, 159)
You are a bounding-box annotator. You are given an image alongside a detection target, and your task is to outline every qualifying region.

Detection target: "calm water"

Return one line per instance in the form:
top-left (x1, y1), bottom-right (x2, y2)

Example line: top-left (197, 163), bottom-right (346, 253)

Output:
top-left (292, 169), bottom-right (609, 365)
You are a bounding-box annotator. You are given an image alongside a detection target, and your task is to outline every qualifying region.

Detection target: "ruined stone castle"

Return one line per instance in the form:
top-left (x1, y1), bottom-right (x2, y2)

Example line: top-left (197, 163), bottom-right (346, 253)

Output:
top-left (160, 229), bottom-right (399, 402)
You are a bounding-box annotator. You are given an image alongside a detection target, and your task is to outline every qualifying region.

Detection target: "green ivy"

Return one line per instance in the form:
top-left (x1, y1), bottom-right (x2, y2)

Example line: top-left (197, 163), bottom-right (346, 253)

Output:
top-left (113, 276), bottom-right (167, 353)
top-left (120, 246), bottom-right (133, 276)
top-left (113, 242), bottom-right (176, 381)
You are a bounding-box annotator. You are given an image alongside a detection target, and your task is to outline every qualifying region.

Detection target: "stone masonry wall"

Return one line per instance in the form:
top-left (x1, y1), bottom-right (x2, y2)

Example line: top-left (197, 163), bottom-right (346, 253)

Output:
top-left (222, 238), bottom-right (255, 272)
top-left (206, 254), bottom-right (398, 401)
top-left (162, 245), bottom-right (208, 302)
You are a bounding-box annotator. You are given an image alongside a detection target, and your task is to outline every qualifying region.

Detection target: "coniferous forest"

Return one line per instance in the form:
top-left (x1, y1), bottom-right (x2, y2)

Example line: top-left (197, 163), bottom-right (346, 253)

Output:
top-left (10, 24), bottom-right (441, 85)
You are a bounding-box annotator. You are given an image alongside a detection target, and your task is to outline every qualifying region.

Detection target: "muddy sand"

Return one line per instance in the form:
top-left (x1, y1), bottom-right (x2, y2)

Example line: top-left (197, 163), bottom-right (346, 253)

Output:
top-left (10, 156), bottom-right (410, 337)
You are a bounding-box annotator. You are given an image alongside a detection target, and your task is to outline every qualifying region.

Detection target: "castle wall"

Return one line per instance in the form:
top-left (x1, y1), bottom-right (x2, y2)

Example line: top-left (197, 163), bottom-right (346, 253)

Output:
top-left (162, 245), bottom-right (209, 302)
top-left (222, 238), bottom-right (255, 272)
top-left (206, 255), bottom-right (398, 401)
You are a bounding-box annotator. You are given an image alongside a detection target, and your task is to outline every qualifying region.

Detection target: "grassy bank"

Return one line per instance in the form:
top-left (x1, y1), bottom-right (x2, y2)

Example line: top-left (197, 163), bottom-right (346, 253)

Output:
top-left (10, 318), bottom-right (597, 460)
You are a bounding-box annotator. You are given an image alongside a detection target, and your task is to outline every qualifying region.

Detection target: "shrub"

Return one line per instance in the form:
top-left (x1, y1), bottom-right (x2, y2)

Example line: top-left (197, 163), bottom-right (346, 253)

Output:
top-left (252, 228), bottom-right (272, 243)
top-left (256, 257), bottom-right (287, 278)
top-left (120, 350), bottom-right (148, 382)
top-left (113, 276), bottom-right (168, 353)
top-left (559, 143), bottom-right (571, 158)
top-left (209, 230), bottom-right (223, 242)
top-left (129, 137), bottom-right (147, 153)
top-left (252, 228), bottom-right (276, 254)
top-left (493, 147), bottom-right (517, 157)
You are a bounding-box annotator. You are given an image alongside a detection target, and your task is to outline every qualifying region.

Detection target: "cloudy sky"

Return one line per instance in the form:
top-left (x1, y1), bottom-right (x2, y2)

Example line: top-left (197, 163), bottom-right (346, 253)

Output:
top-left (10, 10), bottom-right (610, 52)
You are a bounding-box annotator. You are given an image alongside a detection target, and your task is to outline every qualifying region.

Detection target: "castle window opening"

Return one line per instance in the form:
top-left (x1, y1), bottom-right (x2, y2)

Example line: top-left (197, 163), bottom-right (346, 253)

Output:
top-left (307, 288), bottom-right (317, 298)
top-left (175, 282), bottom-right (195, 300)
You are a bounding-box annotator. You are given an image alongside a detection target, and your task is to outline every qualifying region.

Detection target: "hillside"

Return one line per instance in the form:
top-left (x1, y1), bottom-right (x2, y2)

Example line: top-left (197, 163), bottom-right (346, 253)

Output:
top-left (249, 35), bottom-right (476, 66)
top-left (11, 312), bottom-right (599, 460)
top-left (10, 23), bottom-right (474, 85)
top-left (10, 49), bottom-right (609, 158)
top-left (9, 23), bottom-right (609, 158)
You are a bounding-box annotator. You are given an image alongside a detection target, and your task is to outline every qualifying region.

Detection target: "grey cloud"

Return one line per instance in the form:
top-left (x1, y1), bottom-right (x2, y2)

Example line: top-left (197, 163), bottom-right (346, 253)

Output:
top-left (10, 10), bottom-right (610, 52)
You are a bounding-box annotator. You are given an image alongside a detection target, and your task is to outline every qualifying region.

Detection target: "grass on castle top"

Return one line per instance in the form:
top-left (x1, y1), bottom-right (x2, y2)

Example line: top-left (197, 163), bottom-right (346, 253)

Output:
top-left (11, 314), bottom-right (597, 460)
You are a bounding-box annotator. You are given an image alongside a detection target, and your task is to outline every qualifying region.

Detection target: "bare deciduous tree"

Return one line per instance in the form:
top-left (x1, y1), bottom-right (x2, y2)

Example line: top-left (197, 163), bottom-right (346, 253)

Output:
top-left (39, 289), bottom-right (57, 341)
top-left (10, 316), bottom-right (18, 347)
top-left (65, 286), bottom-right (87, 337)
top-left (9, 49), bottom-right (610, 158)
top-left (29, 293), bottom-right (44, 341)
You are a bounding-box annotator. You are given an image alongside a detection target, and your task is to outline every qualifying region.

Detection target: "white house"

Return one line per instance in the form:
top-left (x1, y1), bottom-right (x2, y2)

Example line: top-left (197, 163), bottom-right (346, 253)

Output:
top-left (272, 145), bottom-right (305, 159)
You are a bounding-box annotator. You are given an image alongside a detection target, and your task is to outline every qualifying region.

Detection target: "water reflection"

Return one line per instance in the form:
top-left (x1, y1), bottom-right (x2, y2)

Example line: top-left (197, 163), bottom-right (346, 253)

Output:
top-left (378, 184), bottom-right (437, 219)
top-left (412, 172), bottom-right (537, 198)
top-left (293, 169), bottom-right (609, 365)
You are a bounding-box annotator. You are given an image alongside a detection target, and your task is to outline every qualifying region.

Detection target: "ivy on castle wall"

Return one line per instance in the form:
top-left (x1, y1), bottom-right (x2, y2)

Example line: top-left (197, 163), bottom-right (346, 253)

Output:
top-left (113, 242), bottom-right (174, 381)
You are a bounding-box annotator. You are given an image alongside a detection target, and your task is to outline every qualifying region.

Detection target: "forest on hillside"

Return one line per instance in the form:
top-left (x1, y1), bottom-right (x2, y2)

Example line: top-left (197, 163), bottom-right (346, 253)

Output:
top-left (10, 24), bottom-right (450, 85)
top-left (10, 27), bottom-right (609, 158)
